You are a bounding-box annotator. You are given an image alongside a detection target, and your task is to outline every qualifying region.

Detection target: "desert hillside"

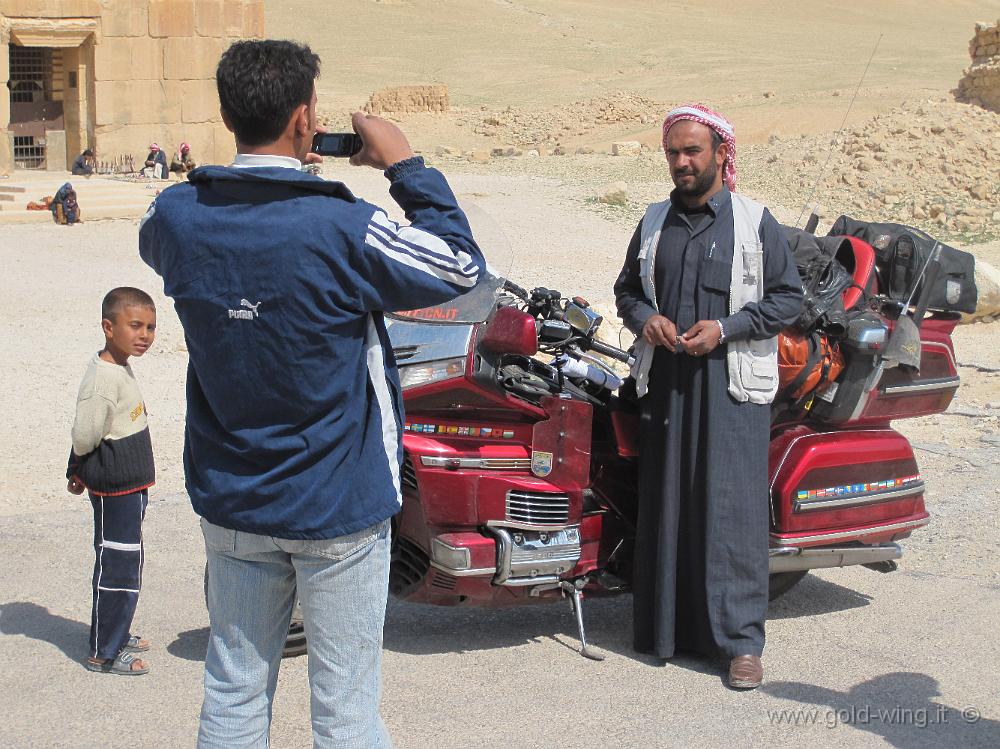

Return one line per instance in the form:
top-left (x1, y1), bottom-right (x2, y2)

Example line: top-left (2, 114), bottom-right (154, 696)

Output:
top-left (267, 0), bottom-right (998, 143)
top-left (264, 1), bottom-right (1000, 246)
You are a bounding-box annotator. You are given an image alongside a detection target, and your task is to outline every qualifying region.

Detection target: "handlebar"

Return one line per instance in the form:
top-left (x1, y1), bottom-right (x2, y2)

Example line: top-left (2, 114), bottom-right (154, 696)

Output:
top-left (498, 278), bottom-right (633, 365)
top-left (502, 279), bottom-right (530, 301)
top-left (585, 338), bottom-right (634, 366)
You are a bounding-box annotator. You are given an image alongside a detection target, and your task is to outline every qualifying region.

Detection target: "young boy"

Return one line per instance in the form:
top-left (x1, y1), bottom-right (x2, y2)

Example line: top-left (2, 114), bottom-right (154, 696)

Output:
top-left (67, 287), bottom-right (157, 675)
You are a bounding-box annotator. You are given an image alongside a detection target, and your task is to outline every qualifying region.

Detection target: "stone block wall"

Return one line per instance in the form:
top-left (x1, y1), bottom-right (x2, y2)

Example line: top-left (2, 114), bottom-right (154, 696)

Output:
top-left (90, 0), bottom-right (263, 171)
top-left (958, 19), bottom-right (1000, 111)
top-left (0, 0), bottom-right (264, 174)
top-left (364, 85), bottom-right (450, 115)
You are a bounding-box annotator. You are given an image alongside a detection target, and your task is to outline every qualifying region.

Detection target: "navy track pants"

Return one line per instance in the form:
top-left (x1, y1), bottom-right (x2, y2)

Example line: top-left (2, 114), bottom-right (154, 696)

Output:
top-left (89, 490), bottom-right (147, 660)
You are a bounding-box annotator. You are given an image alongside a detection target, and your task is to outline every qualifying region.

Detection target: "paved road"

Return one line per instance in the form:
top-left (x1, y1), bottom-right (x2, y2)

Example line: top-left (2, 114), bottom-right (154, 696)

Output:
top-left (2, 441), bottom-right (998, 749)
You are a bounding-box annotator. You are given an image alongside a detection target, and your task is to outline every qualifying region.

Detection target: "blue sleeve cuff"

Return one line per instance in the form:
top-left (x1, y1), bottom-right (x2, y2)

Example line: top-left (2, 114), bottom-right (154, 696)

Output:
top-left (721, 311), bottom-right (752, 341)
top-left (384, 156), bottom-right (426, 183)
top-left (629, 305), bottom-right (658, 337)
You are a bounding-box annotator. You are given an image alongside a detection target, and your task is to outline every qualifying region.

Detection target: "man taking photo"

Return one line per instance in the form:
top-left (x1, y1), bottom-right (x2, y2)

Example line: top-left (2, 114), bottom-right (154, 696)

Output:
top-left (140, 39), bottom-right (484, 748)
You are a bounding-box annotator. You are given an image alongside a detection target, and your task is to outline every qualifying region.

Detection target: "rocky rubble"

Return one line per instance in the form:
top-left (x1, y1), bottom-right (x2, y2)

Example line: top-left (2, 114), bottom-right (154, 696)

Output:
top-left (458, 91), bottom-right (662, 147)
top-left (742, 98), bottom-right (1000, 240)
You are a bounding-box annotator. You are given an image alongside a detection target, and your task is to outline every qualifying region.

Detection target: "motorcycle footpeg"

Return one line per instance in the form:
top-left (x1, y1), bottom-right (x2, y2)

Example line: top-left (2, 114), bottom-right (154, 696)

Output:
top-left (594, 570), bottom-right (628, 592)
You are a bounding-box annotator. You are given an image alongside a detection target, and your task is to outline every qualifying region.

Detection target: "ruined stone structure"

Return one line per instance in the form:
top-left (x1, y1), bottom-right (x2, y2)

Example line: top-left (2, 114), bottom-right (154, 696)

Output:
top-left (363, 85), bottom-right (449, 115)
top-left (958, 19), bottom-right (1000, 111)
top-left (0, 1), bottom-right (264, 176)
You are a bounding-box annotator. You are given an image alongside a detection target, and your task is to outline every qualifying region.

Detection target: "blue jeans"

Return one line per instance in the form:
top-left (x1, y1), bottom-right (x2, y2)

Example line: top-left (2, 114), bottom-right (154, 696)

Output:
top-left (198, 517), bottom-right (393, 749)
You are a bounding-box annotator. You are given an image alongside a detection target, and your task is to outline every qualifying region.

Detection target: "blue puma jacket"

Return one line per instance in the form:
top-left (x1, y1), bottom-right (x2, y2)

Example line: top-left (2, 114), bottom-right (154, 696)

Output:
top-left (139, 156), bottom-right (484, 539)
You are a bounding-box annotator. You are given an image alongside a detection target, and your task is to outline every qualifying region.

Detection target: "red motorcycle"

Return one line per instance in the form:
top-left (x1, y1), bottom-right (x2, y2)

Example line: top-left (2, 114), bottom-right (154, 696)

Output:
top-left (381, 235), bottom-right (960, 660)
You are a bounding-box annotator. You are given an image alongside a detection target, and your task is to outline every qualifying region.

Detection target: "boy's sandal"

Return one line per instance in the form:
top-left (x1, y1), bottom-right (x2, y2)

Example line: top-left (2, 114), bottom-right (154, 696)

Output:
top-left (125, 634), bottom-right (150, 652)
top-left (85, 649), bottom-right (149, 675)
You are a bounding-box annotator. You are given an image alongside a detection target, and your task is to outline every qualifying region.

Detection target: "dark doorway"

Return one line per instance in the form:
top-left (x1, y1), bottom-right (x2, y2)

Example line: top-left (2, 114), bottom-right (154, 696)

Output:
top-left (8, 44), bottom-right (64, 169)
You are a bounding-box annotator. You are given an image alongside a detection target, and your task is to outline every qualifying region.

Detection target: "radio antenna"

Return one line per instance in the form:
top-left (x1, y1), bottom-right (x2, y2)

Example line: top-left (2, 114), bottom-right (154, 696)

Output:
top-left (795, 33), bottom-right (883, 228)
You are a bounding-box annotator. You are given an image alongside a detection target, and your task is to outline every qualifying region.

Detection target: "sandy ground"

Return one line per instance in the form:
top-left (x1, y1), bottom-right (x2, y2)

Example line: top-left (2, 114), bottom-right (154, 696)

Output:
top-left (0, 165), bottom-right (998, 748)
top-left (2, 1), bottom-right (1000, 746)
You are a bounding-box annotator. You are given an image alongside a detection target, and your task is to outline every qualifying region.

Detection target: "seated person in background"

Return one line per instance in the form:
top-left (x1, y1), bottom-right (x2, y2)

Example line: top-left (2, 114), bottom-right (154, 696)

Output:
top-left (72, 149), bottom-right (95, 177)
top-left (140, 143), bottom-right (168, 179)
top-left (51, 183), bottom-right (82, 225)
top-left (169, 142), bottom-right (196, 174)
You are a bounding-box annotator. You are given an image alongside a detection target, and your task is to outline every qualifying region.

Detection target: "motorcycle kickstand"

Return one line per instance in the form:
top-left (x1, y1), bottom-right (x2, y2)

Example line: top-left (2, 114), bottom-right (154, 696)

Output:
top-left (559, 579), bottom-right (605, 661)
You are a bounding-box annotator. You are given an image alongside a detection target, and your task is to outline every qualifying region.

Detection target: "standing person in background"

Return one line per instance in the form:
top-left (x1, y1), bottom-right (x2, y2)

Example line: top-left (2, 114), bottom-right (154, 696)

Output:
top-left (141, 143), bottom-right (167, 179)
top-left (614, 104), bottom-right (802, 690)
top-left (140, 39), bottom-right (485, 748)
top-left (67, 287), bottom-right (157, 676)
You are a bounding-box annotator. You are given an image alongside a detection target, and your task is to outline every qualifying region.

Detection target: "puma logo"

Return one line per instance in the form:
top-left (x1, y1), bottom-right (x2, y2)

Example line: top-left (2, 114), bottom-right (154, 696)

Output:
top-left (228, 298), bottom-right (262, 320)
top-left (240, 299), bottom-right (261, 316)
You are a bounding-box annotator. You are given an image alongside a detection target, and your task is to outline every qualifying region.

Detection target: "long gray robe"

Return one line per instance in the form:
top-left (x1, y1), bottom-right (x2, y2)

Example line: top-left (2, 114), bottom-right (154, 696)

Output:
top-left (614, 187), bottom-right (802, 659)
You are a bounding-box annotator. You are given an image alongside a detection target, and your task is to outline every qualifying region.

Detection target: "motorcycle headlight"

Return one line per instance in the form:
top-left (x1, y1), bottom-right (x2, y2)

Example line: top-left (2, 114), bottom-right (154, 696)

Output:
top-left (397, 357), bottom-right (466, 389)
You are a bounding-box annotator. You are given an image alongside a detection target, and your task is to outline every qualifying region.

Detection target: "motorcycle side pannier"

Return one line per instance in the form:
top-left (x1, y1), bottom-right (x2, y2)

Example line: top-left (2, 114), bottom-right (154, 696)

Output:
top-left (829, 215), bottom-right (977, 314)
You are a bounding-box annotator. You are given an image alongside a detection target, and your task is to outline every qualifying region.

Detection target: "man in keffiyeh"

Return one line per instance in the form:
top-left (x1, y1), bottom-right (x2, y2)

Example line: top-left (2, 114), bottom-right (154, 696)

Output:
top-left (141, 142), bottom-right (168, 179)
top-left (614, 104), bottom-right (802, 689)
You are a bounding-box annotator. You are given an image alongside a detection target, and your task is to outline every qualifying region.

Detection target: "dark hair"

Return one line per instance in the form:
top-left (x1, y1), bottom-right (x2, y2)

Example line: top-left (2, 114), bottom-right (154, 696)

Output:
top-left (710, 129), bottom-right (723, 151)
top-left (102, 287), bottom-right (155, 321)
top-left (83, 148), bottom-right (93, 157)
top-left (216, 40), bottom-right (321, 146)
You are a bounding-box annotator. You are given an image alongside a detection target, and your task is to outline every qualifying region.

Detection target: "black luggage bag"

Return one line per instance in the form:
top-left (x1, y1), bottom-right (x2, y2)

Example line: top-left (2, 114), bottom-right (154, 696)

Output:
top-left (781, 226), bottom-right (855, 335)
top-left (829, 215), bottom-right (977, 314)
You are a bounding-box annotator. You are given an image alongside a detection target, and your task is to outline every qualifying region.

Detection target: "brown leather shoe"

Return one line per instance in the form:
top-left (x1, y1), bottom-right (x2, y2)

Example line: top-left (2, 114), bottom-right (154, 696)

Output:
top-left (729, 655), bottom-right (763, 689)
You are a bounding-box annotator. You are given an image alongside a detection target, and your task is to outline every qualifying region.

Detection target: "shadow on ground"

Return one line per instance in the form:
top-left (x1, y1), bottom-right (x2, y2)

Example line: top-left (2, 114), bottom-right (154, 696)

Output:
top-left (383, 572), bottom-right (870, 659)
top-left (764, 672), bottom-right (1000, 748)
top-left (168, 627), bottom-right (210, 661)
top-left (766, 573), bottom-right (872, 619)
top-left (0, 601), bottom-right (89, 664)
top-left (156, 572), bottom-right (874, 672)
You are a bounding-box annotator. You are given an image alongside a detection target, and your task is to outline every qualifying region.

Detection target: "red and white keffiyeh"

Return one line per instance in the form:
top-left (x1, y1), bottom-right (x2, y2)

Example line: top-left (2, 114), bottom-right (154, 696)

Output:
top-left (662, 104), bottom-right (737, 191)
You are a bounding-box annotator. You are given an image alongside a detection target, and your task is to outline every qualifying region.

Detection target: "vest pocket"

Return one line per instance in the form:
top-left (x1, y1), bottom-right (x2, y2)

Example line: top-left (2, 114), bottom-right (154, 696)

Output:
top-left (738, 344), bottom-right (778, 391)
top-left (738, 245), bottom-right (763, 307)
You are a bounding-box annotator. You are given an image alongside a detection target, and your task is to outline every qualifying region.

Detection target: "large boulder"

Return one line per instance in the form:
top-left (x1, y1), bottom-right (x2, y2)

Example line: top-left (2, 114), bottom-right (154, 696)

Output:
top-left (597, 182), bottom-right (628, 206)
top-left (611, 141), bottom-right (642, 156)
top-left (963, 259), bottom-right (1000, 322)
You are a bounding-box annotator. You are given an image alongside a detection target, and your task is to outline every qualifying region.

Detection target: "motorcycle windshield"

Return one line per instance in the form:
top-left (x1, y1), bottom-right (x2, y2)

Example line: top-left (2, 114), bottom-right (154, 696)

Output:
top-left (387, 273), bottom-right (505, 324)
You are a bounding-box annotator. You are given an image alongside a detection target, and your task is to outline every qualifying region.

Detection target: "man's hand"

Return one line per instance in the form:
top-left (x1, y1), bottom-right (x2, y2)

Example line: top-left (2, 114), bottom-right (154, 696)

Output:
top-left (680, 320), bottom-right (723, 357)
top-left (349, 112), bottom-right (415, 170)
top-left (67, 477), bottom-right (85, 495)
top-left (303, 124), bottom-right (326, 166)
top-left (642, 314), bottom-right (679, 352)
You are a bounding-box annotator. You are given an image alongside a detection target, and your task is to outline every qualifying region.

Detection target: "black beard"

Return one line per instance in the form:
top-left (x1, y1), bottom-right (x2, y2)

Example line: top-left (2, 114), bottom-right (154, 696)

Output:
top-left (672, 160), bottom-right (719, 200)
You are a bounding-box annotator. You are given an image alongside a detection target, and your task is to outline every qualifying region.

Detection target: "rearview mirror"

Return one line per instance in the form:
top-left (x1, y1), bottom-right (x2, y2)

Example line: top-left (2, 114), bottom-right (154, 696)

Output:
top-left (564, 302), bottom-right (602, 336)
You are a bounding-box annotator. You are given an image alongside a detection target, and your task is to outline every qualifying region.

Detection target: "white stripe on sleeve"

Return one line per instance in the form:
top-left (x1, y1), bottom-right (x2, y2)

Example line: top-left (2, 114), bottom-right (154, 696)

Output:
top-left (365, 316), bottom-right (402, 506)
top-left (364, 230), bottom-right (478, 288)
top-left (366, 210), bottom-right (478, 282)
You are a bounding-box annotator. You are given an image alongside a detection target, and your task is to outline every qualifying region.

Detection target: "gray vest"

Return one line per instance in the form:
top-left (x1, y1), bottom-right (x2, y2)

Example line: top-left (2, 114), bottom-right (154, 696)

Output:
top-left (630, 193), bottom-right (779, 404)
